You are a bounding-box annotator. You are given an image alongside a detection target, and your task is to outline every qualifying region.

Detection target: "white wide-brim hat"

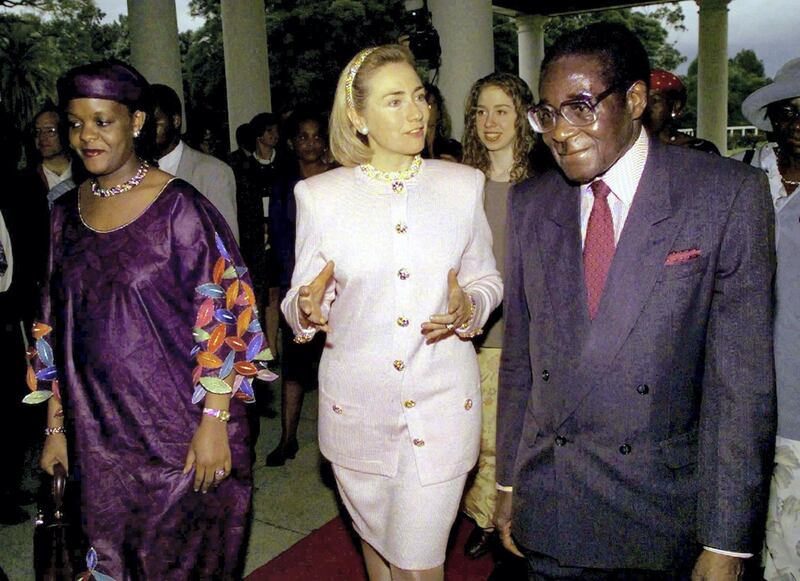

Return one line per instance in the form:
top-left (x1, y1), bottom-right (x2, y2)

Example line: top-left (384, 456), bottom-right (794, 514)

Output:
top-left (742, 57), bottom-right (800, 131)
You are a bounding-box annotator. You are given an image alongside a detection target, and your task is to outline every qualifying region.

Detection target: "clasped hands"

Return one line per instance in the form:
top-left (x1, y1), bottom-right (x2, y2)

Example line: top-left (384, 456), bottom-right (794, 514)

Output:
top-left (298, 263), bottom-right (471, 344)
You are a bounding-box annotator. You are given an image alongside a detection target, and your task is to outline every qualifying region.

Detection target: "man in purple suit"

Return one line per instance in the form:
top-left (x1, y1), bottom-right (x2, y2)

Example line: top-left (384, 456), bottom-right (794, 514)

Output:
top-left (495, 23), bottom-right (776, 580)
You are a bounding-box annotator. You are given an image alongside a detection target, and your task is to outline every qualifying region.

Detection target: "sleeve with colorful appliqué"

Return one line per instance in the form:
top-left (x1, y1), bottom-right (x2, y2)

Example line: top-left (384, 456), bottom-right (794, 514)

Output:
top-left (173, 182), bottom-right (277, 405)
top-left (23, 197), bottom-right (62, 406)
top-left (23, 321), bottom-right (60, 404)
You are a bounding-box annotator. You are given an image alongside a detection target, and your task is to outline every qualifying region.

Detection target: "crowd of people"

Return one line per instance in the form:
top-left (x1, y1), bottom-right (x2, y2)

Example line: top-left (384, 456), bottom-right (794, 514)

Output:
top-left (0, 18), bottom-right (798, 581)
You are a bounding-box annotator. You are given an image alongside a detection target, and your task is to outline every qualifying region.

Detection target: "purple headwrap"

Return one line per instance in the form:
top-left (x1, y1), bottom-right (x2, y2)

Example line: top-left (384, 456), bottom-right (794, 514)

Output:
top-left (57, 60), bottom-right (150, 109)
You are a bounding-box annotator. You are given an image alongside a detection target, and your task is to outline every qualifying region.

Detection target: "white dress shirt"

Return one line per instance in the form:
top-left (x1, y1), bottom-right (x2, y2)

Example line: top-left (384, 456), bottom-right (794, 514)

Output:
top-left (0, 211), bottom-right (13, 293)
top-left (42, 161), bottom-right (72, 190)
top-left (158, 139), bottom-right (184, 176)
top-left (580, 127), bottom-right (649, 245)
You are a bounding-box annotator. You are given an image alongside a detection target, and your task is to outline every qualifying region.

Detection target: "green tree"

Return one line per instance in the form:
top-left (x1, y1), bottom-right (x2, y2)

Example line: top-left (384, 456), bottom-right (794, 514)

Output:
top-left (40, 3), bottom-right (129, 69)
top-left (494, 6), bottom-right (686, 85)
top-left (0, 17), bottom-right (59, 123)
top-left (182, 1), bottom-right (227, 140)
top-left (681, 49), bottom-right (770, 133)
top-left (0, 0), bottom-right (129, 126)
top-left (183, 0), bottom-right (406, 140)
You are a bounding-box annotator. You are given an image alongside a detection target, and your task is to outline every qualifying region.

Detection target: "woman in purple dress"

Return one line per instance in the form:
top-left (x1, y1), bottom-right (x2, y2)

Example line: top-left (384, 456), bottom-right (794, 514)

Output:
top-left (25, 61), bottom-right (272, 579)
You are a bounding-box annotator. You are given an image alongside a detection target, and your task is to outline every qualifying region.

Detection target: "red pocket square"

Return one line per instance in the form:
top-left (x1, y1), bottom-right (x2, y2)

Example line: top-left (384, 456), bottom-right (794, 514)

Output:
top-left (665, 248), bottom-right (702, 265)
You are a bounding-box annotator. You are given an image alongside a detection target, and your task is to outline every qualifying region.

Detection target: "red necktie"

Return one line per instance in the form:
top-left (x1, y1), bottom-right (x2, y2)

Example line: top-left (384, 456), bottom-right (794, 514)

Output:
top-left (584, 180), bottom-right (615, 319)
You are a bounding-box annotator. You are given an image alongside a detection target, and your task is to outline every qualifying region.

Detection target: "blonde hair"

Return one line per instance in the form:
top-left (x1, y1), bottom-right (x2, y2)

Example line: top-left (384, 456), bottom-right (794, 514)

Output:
top-left (329, 44), bottom-right (416, 167)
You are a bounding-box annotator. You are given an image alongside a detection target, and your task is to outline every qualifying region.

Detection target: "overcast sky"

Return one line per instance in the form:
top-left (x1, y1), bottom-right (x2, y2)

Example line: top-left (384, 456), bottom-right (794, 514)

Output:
top-left (660, 0), bottom-right (797, 76)
top-left (96, 0), bottom-right (796, 77)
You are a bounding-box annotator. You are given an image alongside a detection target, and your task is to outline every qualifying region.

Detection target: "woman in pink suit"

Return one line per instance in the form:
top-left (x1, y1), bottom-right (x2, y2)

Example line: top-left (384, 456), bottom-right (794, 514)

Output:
top-left (281, 45), bottom-right (502, 580)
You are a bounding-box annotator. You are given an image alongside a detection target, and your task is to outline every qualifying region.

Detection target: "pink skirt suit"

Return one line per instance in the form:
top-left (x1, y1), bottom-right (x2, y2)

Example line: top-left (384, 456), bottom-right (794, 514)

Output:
top-left (281, 159), bottom-right (503, 568)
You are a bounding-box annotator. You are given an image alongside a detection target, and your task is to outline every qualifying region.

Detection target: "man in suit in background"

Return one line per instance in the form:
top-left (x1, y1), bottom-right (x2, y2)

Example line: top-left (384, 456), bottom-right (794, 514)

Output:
top-left (495, 23), bottom-right (776, 580)
top-left (151, 84), bottom-right (239, 241)
top-left (23, 104), bottom-right (84, 207)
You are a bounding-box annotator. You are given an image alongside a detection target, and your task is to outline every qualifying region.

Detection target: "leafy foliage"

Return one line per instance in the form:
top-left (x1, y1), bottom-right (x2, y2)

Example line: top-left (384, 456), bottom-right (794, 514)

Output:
top-left (494, 6), bottom-right (686, 82)
top-left (681, 49), bottom-right (770, 132)
top-left (184, 0), bottom-right (405, 129)
top-left (0, 0), bottom-right (128, 126)
top-left (0, 17), bottom-right (59, 123)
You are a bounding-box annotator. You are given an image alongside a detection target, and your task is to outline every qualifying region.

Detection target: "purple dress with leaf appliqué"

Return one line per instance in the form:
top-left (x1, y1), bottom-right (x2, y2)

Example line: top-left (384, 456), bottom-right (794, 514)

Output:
top-left (29, 180), bottom-right (271, 579)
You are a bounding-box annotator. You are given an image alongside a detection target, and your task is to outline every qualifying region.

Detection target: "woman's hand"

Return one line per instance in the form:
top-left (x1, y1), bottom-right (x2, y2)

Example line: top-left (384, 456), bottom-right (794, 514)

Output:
top-left (298, 260), bottom-right (335, 332)
top-left (421, 269), bottom-right (472, 344)
top-left (41, 433), bottom-right (69, 475)
top-left (183, 417), bottom-right (231, 493)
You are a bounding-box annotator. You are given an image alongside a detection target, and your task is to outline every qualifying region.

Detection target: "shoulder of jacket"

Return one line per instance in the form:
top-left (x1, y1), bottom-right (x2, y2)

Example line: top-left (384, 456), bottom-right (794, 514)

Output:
top-left (300, 166), bottom-right (353, 192)
top-left (423, 159), bottom-right (481, 182)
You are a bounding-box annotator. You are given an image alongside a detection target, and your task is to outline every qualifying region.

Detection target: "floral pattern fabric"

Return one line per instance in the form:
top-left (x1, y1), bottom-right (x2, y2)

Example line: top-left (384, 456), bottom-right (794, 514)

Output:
top-left (462, 347), bottom-right (500, 529)
top-left (765, 436), bottom-right (800, 580)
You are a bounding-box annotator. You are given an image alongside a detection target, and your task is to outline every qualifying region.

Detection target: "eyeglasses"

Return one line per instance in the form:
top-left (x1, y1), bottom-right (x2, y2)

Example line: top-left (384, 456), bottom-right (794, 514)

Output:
top-left (33, 127), bottom-right (58, 137)
top-left (527, 85), bottom-right (624, 134)
top-left (769, 104), bottom-right (800, 123)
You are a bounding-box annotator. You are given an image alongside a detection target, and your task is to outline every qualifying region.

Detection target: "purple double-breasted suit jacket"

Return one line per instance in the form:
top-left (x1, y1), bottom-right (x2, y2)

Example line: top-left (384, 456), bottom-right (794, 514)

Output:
top-left (497, 140), bottom-right (776, 570)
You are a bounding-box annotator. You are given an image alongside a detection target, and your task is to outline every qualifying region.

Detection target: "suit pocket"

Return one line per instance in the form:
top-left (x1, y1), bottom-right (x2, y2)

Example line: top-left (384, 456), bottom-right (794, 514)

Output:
top-left (657, 429), bottom-right (699, 469)
top-left (659, 254), bottom-right (709, 280)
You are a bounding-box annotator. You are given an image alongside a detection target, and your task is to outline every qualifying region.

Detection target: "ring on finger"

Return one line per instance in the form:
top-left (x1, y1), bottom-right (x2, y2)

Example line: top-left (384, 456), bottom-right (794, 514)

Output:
top-left (445, 323), bottom-right (454, 331)
top-left (214, 468), bottom-right (226, 479)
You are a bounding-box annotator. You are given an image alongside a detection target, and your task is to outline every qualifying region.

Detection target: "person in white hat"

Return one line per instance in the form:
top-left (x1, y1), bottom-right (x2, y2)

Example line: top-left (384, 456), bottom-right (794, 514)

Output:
top-left (737, 58), bottom-right (800, 580)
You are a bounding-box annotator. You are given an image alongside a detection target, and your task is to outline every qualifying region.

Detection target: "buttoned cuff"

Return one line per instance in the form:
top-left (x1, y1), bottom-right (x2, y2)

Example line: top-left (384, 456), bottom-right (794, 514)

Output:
top-left (703, 547), bottom-right (753, 558)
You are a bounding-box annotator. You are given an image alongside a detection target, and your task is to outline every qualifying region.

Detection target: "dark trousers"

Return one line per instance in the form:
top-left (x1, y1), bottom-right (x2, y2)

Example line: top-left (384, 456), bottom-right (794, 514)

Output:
top-left (522, 547), bottom-right (695, 581)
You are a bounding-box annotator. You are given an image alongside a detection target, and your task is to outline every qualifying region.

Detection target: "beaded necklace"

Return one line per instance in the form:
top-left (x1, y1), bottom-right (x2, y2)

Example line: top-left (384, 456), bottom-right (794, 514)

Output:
top-left (91, 160), bottom-right (150, 198)
top-left (359, 155), bottom-right (422, 194)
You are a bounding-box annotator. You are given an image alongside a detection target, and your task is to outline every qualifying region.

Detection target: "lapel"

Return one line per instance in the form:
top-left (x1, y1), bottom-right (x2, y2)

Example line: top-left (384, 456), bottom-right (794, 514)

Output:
top-left (538, 176), bottom-right (591, 352)
top-left (175, 143), bottom-right (191, 179)
top-left (556, 141), bottom-right (683, 428)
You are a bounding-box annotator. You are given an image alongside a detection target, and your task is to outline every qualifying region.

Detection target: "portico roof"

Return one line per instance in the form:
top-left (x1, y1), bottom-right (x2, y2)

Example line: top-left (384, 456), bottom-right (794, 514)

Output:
top-left (493, 0), bottom-right (669, 16)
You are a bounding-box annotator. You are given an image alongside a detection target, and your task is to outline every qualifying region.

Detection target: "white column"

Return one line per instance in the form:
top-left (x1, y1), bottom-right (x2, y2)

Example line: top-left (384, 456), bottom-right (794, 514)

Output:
top-left (516, 14), bottom-right (547, 99)
top-left (221, 0), bottom-right (272, 150)
top-left (429, 0), bottom-right (494, 139)
top-left (127, 0), bottom-right (184, 118)
top-left (696, 0), bottom-right (730, 153)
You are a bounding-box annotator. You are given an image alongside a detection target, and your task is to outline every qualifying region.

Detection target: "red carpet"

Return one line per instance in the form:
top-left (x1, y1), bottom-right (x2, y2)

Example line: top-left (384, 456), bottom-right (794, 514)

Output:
top-left (247, 515), bottom-right (496, 580)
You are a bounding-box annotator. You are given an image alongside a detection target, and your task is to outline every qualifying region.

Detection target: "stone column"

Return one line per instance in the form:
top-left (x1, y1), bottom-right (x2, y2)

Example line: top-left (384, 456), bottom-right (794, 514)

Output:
top-left (429, 0), bottom-right (494, 139)
top-left (127, 0), bottom-right (184, 121)
top-left (696, 0), bottom-right (730, 153)
top-left (516, 14), bottom-right (547, 99)
top-left (220, 0), bottom-right (272, 150)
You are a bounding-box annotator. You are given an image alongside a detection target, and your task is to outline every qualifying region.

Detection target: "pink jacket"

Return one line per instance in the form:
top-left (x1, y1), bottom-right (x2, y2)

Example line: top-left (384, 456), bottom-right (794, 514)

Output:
top-left (282, 159), bottom-right (502, 485)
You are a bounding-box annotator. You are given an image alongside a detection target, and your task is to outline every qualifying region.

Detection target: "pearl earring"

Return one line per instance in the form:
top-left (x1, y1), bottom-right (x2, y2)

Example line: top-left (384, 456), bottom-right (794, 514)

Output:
top-left (359, 127), bottom-right (369, 135)
top-left (133, 130), bottom-right (141, 138)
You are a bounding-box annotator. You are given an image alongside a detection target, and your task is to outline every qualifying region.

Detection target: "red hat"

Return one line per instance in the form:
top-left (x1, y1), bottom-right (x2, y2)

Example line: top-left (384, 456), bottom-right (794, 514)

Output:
top-left (650, 69), bottom-right (685, 94)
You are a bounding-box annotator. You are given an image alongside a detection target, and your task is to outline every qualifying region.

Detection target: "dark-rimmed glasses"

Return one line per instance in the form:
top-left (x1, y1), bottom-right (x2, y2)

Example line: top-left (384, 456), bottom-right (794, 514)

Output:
top-left (527, 85), bottom-right (624, 134)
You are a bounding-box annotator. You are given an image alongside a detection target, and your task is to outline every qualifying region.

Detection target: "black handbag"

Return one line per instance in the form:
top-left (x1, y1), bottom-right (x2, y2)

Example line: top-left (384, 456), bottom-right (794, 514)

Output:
top-left (33, 463), bottom-right (85, 581)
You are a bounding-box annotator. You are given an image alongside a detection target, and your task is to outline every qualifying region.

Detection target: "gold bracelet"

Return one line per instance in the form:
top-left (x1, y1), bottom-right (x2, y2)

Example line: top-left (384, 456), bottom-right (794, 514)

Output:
top-left (456, 294), bottom-right (483, 338)
top-left (293, 332), bottom-right (314, 344)
top-left (202, 408), bottom-right (231, 422)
